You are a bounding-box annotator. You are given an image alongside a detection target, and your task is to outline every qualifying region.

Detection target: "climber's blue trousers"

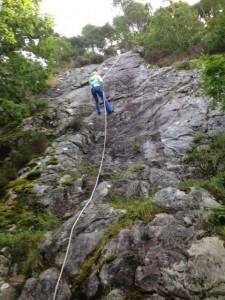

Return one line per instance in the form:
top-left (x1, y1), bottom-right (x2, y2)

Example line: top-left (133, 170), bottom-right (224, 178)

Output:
top-left (91, 86), bottom-right (113, 114)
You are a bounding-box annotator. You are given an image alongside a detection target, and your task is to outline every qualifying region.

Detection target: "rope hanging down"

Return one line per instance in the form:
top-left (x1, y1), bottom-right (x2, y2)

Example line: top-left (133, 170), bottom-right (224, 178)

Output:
top-left (52, 54), bottom-right (122, 300)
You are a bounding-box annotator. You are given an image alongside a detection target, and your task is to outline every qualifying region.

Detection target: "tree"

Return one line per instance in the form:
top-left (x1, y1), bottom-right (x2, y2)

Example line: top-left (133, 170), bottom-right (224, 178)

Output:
top-left (113, 15), bottom-right (131, 49)
top-left (69, 35), bottom-right (86, 56)
top-left (37, 35), bottom-right (73, 67)
top-left (82, 24), bottom-right (105, 52)
top-left (137, 1), bottom-right (204, 60)
top-left (112, 0), bottom-right (151, 49)
top-left (0, 0), bottom-right (54, 55)
top-left (192, 0), bottom-right (225, 19)
top-left (205, 9), bottom-right (225, 53)
top-left (0, 0), bottom-right (71, 105)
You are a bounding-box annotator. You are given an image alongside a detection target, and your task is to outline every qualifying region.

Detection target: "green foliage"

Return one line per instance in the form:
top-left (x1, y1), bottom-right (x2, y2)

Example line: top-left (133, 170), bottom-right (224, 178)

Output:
top-left (138, 2), bottom-right (204, 61)
top-left (0, 161), bottom-right (17, 190)
top-left (206, 206), bottom-right (225, 239)
top-left (82, 24), bottom-right (105, 52)
top-left (0, 178), bottom-right (61, 274)
top-left (110, 195), bottom-right (160, 223)
top-left (73, 217), bottom-right (132, 297)
top-left (182, 132), bottom-right (225, 203)
top-left (0, 0), bottom-right (54, 51)
top-left (192, 0), bottom-right (225, 19)
top-left (0, 98), bottom-right (49, 127)
top-left (0, 98), bottom-right (27, 126)
top-left (0, 0), bottom-right (72, 116)
top-left (116, 164), bottom-right (145, 179)
top-left (46, 157), bottom-right (58, 166)
top-left (37, 36), bottom-right (73, 68)
top-left (26, 168), bottom-right (42, 181)
top-left (193, 132), bottom-right (206, 143)
top-left (0, 53), bottom-right (51, 101)
top-left (206, 9), bottom-right (225, 53)
top-left (73, 194), bottom-right (160, 297)
top-left (201, 54), bottom-right (225, 109)
top-left (9, 131), bottom-right (49, 171)
top-left (207, 206), bottom-right (225, 225)
top-left (181, 132), bottom-right (225, 239)
top-left (184, 132), bottom-right (225, 177)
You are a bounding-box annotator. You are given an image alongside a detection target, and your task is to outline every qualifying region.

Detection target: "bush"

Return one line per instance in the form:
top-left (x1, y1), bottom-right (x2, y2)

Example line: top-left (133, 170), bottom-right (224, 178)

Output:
top-left (0, 98), bottom-right (49, 127)
top-left (0, 161), bottom-right (17, 190)
top-left (0, 98), bottom-right (27, 127)
top-left (201, 54), bottom-right (225, 110)
top-left (9, 131), bottom-right (49, 171)
top-left (182, 132), bottom-right (225, 203)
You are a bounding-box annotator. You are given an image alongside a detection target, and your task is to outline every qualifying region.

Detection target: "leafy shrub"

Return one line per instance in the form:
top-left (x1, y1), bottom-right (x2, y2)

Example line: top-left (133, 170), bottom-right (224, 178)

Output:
top-left (184, 132), bottom-right (225, 177)
top-left (0, 98), bottom-right (49, 127)
top-left (87, 52), bottom-right (104, 64)
top-left (25, 99), bottom-right (49, 115)
top-left (76, 56), bottom-right (91, 67)
top-left (0, 98), bottom-right (27, 126)
top-left (0, 161), bottom-right (17, 190)
top-left (0, 178), bottom-right (61, 274)
top-left (9, 131), bottom-right (49, 171)
top-left (182, 132), bottom-right (225, 203)
top-left (201, 54), bottom-right (225, 110)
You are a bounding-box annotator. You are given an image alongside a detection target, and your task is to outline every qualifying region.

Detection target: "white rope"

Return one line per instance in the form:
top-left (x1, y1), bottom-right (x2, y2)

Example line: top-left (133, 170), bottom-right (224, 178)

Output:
top-left (52, 54), bottom-right (121, 300)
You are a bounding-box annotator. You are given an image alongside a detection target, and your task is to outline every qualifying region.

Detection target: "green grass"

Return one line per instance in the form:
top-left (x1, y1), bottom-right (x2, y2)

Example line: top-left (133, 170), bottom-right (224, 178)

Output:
top-left (46, 157), bottom-right (58, 166)
top-left (181, 132), bottom-right (225, 240)
top-left (115, 164), bottom-right (145, 180)
top-left (26, 168), bottom-right (42, 180)
top-left (109, 195), bottom-right (160, 223)
top-left (0, 179), bottom-right (62, 275)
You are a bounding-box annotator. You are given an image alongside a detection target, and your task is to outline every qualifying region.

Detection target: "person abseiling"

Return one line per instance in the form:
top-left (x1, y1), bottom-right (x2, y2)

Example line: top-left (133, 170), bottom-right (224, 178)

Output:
top-left (89, 71), bottom-right (113, 115)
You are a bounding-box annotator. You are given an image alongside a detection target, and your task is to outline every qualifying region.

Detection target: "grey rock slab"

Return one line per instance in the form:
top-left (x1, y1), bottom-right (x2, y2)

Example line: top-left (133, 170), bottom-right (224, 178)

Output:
top-left (19, 268), bottom-right (71, 300)
top-left (153, 187), bottom-right (199, 212)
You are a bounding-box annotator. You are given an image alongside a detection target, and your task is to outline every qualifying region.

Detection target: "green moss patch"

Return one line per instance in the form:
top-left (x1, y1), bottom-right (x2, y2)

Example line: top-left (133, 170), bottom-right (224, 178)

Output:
top-left (181, 132), bottom-right (225, 239)
top-left (0, 179), bottom-right (61, 275)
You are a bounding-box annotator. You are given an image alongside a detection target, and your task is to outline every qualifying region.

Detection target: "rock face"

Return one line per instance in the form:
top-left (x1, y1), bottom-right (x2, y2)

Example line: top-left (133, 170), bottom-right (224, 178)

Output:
top-left (2, 52), bottom-right (225, 299)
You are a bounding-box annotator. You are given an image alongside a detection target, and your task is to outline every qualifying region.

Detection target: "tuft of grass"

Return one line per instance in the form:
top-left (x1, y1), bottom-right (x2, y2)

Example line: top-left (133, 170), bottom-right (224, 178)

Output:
top-left (115, 164), bottom-right (145, 180)
top-left (26, 168), bottom-right (42, 181)
top-left (109, 195), bottom-right (160, 223)
top-left (193, 132), bottom-right (205, 144)
top-left (47, 74), bottom-right (59, 88)
top-left (77, 164), bottom-right (99, 177)
top-left (62, 180), bottom-right (74, 187)
top-left (46, 157), bottom-right (58, 166)
top-left (206, 206), bottom-right (225, 240)
top-left (207, 206), bottom-right (225, 226)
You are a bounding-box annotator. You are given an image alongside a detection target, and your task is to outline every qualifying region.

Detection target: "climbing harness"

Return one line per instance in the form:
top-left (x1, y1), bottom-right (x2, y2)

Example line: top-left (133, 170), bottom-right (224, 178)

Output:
top-left (53, 54), bottom-right (122, 300)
